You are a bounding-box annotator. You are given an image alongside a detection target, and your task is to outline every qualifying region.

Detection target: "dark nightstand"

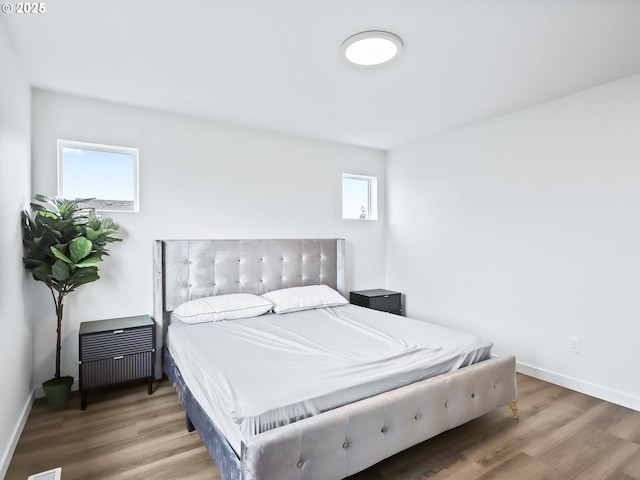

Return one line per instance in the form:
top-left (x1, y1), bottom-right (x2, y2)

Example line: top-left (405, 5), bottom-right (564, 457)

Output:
top-left (79, 315), bottom-right (155, 410)
top-left (350, 289), bottom-right (402, 315)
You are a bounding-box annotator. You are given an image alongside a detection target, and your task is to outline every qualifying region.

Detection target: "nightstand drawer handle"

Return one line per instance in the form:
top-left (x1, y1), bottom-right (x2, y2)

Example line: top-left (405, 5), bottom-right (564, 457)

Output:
top-left (113, 356), bottom-right (124, 360)
top-left (113, 329), bottom-right (124, 334)
top-left (383, 295), bottom-right (390, 297)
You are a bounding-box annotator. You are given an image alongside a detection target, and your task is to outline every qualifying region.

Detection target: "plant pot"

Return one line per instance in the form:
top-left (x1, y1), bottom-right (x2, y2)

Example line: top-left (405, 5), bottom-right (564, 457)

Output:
top-left (42, 376), bottom-right (74, 408)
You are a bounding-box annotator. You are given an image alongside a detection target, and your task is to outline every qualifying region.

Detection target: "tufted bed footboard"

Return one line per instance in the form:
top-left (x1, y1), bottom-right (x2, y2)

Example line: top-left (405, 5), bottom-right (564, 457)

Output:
top-left (165, 348), bottom-right (517, 480)
top-left (241, 354), bottom-right (517, 480)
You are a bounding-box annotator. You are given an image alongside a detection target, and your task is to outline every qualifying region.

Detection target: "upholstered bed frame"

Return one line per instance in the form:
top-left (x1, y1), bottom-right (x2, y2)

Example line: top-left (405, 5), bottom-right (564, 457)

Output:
top-left (153, 239), bottom-right (518, 480)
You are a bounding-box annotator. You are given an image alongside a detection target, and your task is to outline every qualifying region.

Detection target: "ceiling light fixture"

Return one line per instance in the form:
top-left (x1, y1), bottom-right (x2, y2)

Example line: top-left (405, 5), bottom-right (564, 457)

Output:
top-left (342, 31), bottom-right (403, 66)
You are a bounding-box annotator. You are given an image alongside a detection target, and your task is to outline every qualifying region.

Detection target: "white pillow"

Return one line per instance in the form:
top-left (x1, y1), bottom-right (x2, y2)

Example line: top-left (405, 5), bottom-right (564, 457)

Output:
top-left (262, 285), bottom-right (348, 314)
top-left (173, 293), bottom-right (273, 324)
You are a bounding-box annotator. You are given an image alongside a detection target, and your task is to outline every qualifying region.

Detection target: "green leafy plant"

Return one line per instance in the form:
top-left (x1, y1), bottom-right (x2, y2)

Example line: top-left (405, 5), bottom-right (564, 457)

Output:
top-left (22, 194), bottom-right (121, 381)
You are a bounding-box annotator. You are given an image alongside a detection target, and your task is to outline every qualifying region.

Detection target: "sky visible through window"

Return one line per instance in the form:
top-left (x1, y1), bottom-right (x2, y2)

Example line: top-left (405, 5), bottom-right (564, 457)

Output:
top-left (62, 147), bottom-right (135, 201)
top-left (342, 177), bottom-right (369, 219)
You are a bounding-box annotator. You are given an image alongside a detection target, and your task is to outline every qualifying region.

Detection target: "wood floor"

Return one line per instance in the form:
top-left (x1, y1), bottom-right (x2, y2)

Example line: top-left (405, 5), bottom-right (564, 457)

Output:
top-left (6, 374), bottom-right (640, 480)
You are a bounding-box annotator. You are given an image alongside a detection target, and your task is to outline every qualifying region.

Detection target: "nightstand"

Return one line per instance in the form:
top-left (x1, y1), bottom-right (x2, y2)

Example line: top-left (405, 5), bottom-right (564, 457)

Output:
top-left (350, 289), bottom-right (402, 315)
top-left (79, 315), bottom-right (155, 410)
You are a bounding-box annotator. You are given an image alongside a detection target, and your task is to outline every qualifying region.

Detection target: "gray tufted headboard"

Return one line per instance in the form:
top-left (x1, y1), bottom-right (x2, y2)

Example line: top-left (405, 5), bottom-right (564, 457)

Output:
top-left (152, 238), bottom-right (346, 378)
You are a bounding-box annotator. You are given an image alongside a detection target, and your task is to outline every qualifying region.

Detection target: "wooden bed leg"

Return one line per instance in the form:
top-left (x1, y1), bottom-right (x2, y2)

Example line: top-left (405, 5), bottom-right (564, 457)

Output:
top-left (186, 414), bottom-right (195, 432)
top-left (507, 400), bottom-right (520, 421)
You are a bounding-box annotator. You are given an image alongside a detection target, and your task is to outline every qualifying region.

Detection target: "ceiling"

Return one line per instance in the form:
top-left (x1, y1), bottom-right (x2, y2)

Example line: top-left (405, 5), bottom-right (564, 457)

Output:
top-left (3, 0), bottom-right (640, 150)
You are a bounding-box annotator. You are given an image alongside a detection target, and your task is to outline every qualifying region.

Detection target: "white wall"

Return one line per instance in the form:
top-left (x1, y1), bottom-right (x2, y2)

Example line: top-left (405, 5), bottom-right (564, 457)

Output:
top-left (386, 74), bottom-right (640, 410)
top-left (0, 21), bottom-right (33, 478)
top-left (30, 89), bottom-right (386, 388)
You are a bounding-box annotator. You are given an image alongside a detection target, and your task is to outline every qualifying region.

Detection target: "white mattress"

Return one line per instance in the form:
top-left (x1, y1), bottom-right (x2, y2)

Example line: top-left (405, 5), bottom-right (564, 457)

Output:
top-left (166, 304), bottom-right (492, 454)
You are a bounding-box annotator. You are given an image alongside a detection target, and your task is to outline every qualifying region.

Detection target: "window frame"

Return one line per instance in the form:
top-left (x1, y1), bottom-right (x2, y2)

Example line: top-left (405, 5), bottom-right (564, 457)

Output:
top-left (341, 173), bottom-right (378, 221)
top-left (57, 139), bottom-right (140, 213)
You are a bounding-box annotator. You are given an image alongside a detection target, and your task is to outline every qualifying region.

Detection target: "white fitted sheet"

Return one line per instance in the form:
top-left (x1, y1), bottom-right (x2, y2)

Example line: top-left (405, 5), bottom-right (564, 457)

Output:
top-left (167, 304), bottom-right (491, 454)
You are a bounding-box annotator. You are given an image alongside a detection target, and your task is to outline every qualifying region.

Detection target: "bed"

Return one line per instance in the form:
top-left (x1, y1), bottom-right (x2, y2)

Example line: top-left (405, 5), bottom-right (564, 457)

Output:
top-left (153, 238), bottom-right (518, 480)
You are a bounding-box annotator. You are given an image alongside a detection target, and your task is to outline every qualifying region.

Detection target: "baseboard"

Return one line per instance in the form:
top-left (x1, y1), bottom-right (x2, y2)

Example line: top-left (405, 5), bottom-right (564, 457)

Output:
top-left (0, 389), bottom-right (35, 479)
top-left (33, 378), bottom-right (79, 399)
top-left (516, 360), bottom-right (640, 412)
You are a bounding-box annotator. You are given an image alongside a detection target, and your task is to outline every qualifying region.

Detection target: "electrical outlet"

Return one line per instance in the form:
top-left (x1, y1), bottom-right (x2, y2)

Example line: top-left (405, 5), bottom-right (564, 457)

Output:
top-left (569, 336), bottom-right (580, 353)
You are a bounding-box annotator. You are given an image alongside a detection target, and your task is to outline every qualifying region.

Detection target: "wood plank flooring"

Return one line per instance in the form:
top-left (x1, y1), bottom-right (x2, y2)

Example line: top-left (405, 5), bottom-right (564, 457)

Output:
top-left (6, 374), bottom-right (640, 480)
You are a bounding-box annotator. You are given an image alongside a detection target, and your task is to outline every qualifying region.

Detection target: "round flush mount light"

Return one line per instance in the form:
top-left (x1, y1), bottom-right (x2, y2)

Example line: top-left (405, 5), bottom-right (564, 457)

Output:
top-left (342, 31), bottom-right (403, 66)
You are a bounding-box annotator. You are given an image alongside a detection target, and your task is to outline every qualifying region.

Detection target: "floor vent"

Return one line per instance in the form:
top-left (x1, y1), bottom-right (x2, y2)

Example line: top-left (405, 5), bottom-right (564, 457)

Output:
top-left (27, 467), bottom-right (62, 480)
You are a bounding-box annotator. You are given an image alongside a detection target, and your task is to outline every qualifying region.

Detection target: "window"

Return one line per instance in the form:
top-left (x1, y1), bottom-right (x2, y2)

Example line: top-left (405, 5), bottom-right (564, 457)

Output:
top-left (57, 140), bottom-right (139, 212)
top-left (342, 173), bottom-right (377, 220)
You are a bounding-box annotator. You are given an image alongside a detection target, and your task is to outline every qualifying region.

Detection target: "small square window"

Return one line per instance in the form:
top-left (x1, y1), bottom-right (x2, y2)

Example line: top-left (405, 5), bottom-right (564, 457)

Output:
top-left (57, 140), bottom-right (139, 212)
top-left (342, 173), bottom-right (377, 220)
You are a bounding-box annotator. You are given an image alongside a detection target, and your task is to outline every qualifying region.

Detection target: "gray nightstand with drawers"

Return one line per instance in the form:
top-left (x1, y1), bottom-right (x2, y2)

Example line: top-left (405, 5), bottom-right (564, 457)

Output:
top-left (79, 315), bottom-right (155, 410)
top-left (350, 289), bottom-right (402, 315)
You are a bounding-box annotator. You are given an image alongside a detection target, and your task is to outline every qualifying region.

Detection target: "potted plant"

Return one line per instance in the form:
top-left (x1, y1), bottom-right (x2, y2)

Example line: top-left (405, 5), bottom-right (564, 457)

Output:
top-left (21, 194), bottom-right (121, 407)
